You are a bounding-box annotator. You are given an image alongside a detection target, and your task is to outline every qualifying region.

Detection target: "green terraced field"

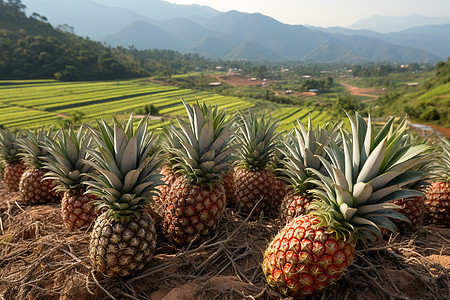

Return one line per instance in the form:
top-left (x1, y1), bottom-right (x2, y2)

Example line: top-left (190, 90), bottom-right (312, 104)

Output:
top-left (0, 78), bottom-right (332, 131)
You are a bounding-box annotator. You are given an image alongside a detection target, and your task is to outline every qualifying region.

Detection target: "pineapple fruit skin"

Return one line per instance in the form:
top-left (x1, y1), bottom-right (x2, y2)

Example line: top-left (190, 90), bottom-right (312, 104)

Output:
top-left (222, 169), bottom-right (236, 207)
top-left (89, 212), bottom-right (156, 277)
top-left (3, 162), bottom-right (26, 192)
top-left (269, 177), bottom-right (288, 218)
top-left (61, 191), bottom-right (97, 231)
top-left (392, 196), bottom-right (425, 232)
top-left (18, 169), bottom-right (58, 204)
top-left (154, 167), bottom-right (180, 204)
top-left (262, 215), bottom-right (355, 297)
top-left (163, 175), bottom-right (226, 245)
top-left (234, 168), bottom-right (274, 215)
top-left (425, 182), bottom-right (450, 226)
top-left (280, 190), bottom-right (311, 225)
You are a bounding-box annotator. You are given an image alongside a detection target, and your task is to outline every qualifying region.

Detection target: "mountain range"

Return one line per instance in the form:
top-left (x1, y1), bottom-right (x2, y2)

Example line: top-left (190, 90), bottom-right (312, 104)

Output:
top-left (21, 0), bottom-right (449, 63)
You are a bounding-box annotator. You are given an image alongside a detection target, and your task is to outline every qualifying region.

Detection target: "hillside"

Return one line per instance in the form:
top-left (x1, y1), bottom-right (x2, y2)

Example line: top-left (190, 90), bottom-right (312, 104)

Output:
top-left (0, 2), bottom-right (211, 80)
top-left (373, 58), bottom-right (450, 126)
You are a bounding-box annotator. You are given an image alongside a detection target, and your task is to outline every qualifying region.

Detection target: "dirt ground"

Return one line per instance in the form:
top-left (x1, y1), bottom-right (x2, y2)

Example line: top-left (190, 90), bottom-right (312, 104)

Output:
top-left (1, 183), bottom-right (449, 300)
top-left (216, 75), bottom-right (267, 87)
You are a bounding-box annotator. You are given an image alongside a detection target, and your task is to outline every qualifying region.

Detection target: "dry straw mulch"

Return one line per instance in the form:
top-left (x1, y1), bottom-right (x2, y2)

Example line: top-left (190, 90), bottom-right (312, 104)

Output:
top-left (0, 186), bottom-right (449, 300)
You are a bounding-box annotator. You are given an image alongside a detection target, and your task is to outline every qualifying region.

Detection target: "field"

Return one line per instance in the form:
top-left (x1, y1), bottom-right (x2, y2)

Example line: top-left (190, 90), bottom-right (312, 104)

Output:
top-left (0, 79), bottom-right (332, 132)
top-left (0, 183), bottom-right (449, 299)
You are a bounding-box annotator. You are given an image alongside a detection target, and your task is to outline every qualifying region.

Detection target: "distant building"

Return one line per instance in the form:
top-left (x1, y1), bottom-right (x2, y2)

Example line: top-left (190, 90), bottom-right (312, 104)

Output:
top-left (309, 89), bottom-right (319, 93)
top-left (209, 82), bottom-right (222, 86)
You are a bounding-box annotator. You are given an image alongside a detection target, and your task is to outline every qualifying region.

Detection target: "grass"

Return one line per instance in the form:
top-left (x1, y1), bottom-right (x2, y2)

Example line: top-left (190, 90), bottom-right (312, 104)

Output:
top-left (0, 78), bottom-right (337, 131)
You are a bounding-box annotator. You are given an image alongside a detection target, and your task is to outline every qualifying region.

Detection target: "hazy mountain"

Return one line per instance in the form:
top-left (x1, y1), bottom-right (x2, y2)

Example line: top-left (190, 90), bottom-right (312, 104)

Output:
top-left (21, 0), bottom-right (219, 38)
top-left (92, 0), bottom-right (220, 21)
top-left (349, 14), bottom-right (450, 33)
top-left (310, 23), bottom-right (450, 60)
top-left (21, 0), bottom-right (441, 63)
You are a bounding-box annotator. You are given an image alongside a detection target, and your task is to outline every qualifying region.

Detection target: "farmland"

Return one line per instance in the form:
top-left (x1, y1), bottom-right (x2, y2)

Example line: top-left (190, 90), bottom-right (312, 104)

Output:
top-left (0, 78), bottom-right (333, 132)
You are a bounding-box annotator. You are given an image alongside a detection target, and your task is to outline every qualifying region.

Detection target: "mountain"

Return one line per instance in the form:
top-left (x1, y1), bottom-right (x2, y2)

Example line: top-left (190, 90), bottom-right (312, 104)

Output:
top-left (104, 11), bottom-right (438, 62)
top-left (21, 0), bottom-right (219, 39)
top-left (349, 14), bottom-right (450, 33)
top-left (92, 0), bottom-right (220, 22)
top-left (21, 0), bottom-right (441, 63)
top-left (0, 2), bottom-right (210, 80)
top-left (310, 23), bottom-right (450, 60)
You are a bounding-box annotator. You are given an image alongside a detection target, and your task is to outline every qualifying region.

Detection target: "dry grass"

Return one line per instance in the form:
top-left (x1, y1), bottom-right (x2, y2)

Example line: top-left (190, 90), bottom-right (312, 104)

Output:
top-left (0, 186), bottom-right (449, 300)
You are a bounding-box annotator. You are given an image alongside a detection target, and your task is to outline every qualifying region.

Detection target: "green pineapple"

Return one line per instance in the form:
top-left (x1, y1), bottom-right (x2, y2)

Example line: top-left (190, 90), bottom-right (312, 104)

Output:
top-left (0, 129), bottom-right (26, 192)
top-left (262, 113), bottom-right (431, 297)
top-left (17, 129), bottom-right (59, 204)
top-left (163, 100), bottom-right (235, 245)
top-left (84, 116), bottom-right (163, 277)
top-left (43, 126), bottom-right (97, 230)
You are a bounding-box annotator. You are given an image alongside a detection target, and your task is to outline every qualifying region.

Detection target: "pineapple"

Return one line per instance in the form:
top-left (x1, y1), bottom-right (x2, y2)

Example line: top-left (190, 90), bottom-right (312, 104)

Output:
top-left (279, 117), bottom-right (341, 224)
top-left (43, 126), bottom-right (97, 231)
top-left (84, 116), bottom-right (163, 277)
top-left (268, 147), bottom-right (289, 219)
top-left (153, 127), bottom-right (182, 205)
top-left (17, 129), bottom-right (59, 204)
top-left (234, 109), bottom-right (280, 216)
top-left (262, 113), bottom-right (431, 297)
top-left (0, 129), bottom-right (26, 192)
top-left (425, 137), bottom-right (450, 225)
top-left (163, 100), bottom-right (235, 245)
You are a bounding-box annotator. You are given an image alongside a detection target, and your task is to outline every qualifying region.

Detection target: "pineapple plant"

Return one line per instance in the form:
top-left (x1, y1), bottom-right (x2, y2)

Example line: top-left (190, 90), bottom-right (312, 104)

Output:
top-left (262, 113), bottom-right (431, 297)
top-left (153, 127), bottom-right (182, 206)
top-left (278, 117), bottom-right (341, 224)
top-left (17, 129), bottom-right (59, 205)
top-left (234, 109), bottom-right (280, 216)
top-left (163, 100), bottom-right (235, 245)
top-left (84, 116), bottom-right (163, 277)
top-left (425, 137), bottom-right (450, 225)
top-left (43, 126), bottom-right (97, 231)
top-left (0, 129), bottom-right (26, 192)
top-left (268, 147), bottom-right (289, 219)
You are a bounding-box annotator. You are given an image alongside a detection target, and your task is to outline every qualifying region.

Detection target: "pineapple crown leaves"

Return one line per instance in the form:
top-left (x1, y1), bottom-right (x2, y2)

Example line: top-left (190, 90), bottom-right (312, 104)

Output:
top-left (17, 128), bottom-right (54, 170)
top-left (307, 111), bottom-right (433, 242)
top-left (159, 125), bottom-right (183, 170)
top-left (43, 125), bottom-right (93, 192)
top-left (83, 115), bottom-right (164, 223)
top-left (170, 99), bottom-right (236, 187)
top-left (432, 137), bottom-right (450, 184)
top-left (277, 116), bottom-right (342, 194)
top-left (236, 108), bottom-right (280, 171)
top-left (0, 128), bottom-right (24, 164)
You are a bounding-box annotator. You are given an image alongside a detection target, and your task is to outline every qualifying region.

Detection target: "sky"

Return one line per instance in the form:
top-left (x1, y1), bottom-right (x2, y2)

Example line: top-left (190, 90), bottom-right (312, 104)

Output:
top-left (166, 0), bottom-right (450, 27)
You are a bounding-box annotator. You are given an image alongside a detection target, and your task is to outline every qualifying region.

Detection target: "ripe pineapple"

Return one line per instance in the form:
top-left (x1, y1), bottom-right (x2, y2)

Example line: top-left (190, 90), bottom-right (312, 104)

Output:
top-left (163, 100), bottom-right (235, 245)
top-left (43, 126), bottom-right (97, 231)
top-left (84, 116), bottom-right (163, 277)
top-left (234, 109), bottom-right (280, 216)
top-left (425, 137), bottom-right (450, 225)
top-left (262, 113), bottom-right (431, 297)
top-left (17, 129), bottom-right (59, 204)
top-left (0, 129), bottom-right (26, 192)
top-left (279, 117), bottom-right (341, 224)
top-left (268, 148), bottom-right (289, 219)
top-left (153, 127), bottom-right (182, 206)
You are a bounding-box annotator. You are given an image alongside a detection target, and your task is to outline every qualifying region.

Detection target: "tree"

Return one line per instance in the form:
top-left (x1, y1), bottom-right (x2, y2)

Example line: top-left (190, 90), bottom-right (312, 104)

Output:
top-left (335, 93), bottom-right (364, 114)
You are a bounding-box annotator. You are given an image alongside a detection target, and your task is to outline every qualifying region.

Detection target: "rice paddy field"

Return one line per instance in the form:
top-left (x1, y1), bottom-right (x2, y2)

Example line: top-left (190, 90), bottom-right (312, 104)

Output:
top-left (0, 78), bottom-right (333, 132)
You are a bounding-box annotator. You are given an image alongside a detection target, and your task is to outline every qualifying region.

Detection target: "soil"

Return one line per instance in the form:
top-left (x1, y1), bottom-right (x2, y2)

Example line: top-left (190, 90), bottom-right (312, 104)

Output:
top-left (215, 75), bottom-right (266, 87)
top-left (1, 186), bottom-right (449, 299)
top-left (339, 82), bottom-right (384, 102)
